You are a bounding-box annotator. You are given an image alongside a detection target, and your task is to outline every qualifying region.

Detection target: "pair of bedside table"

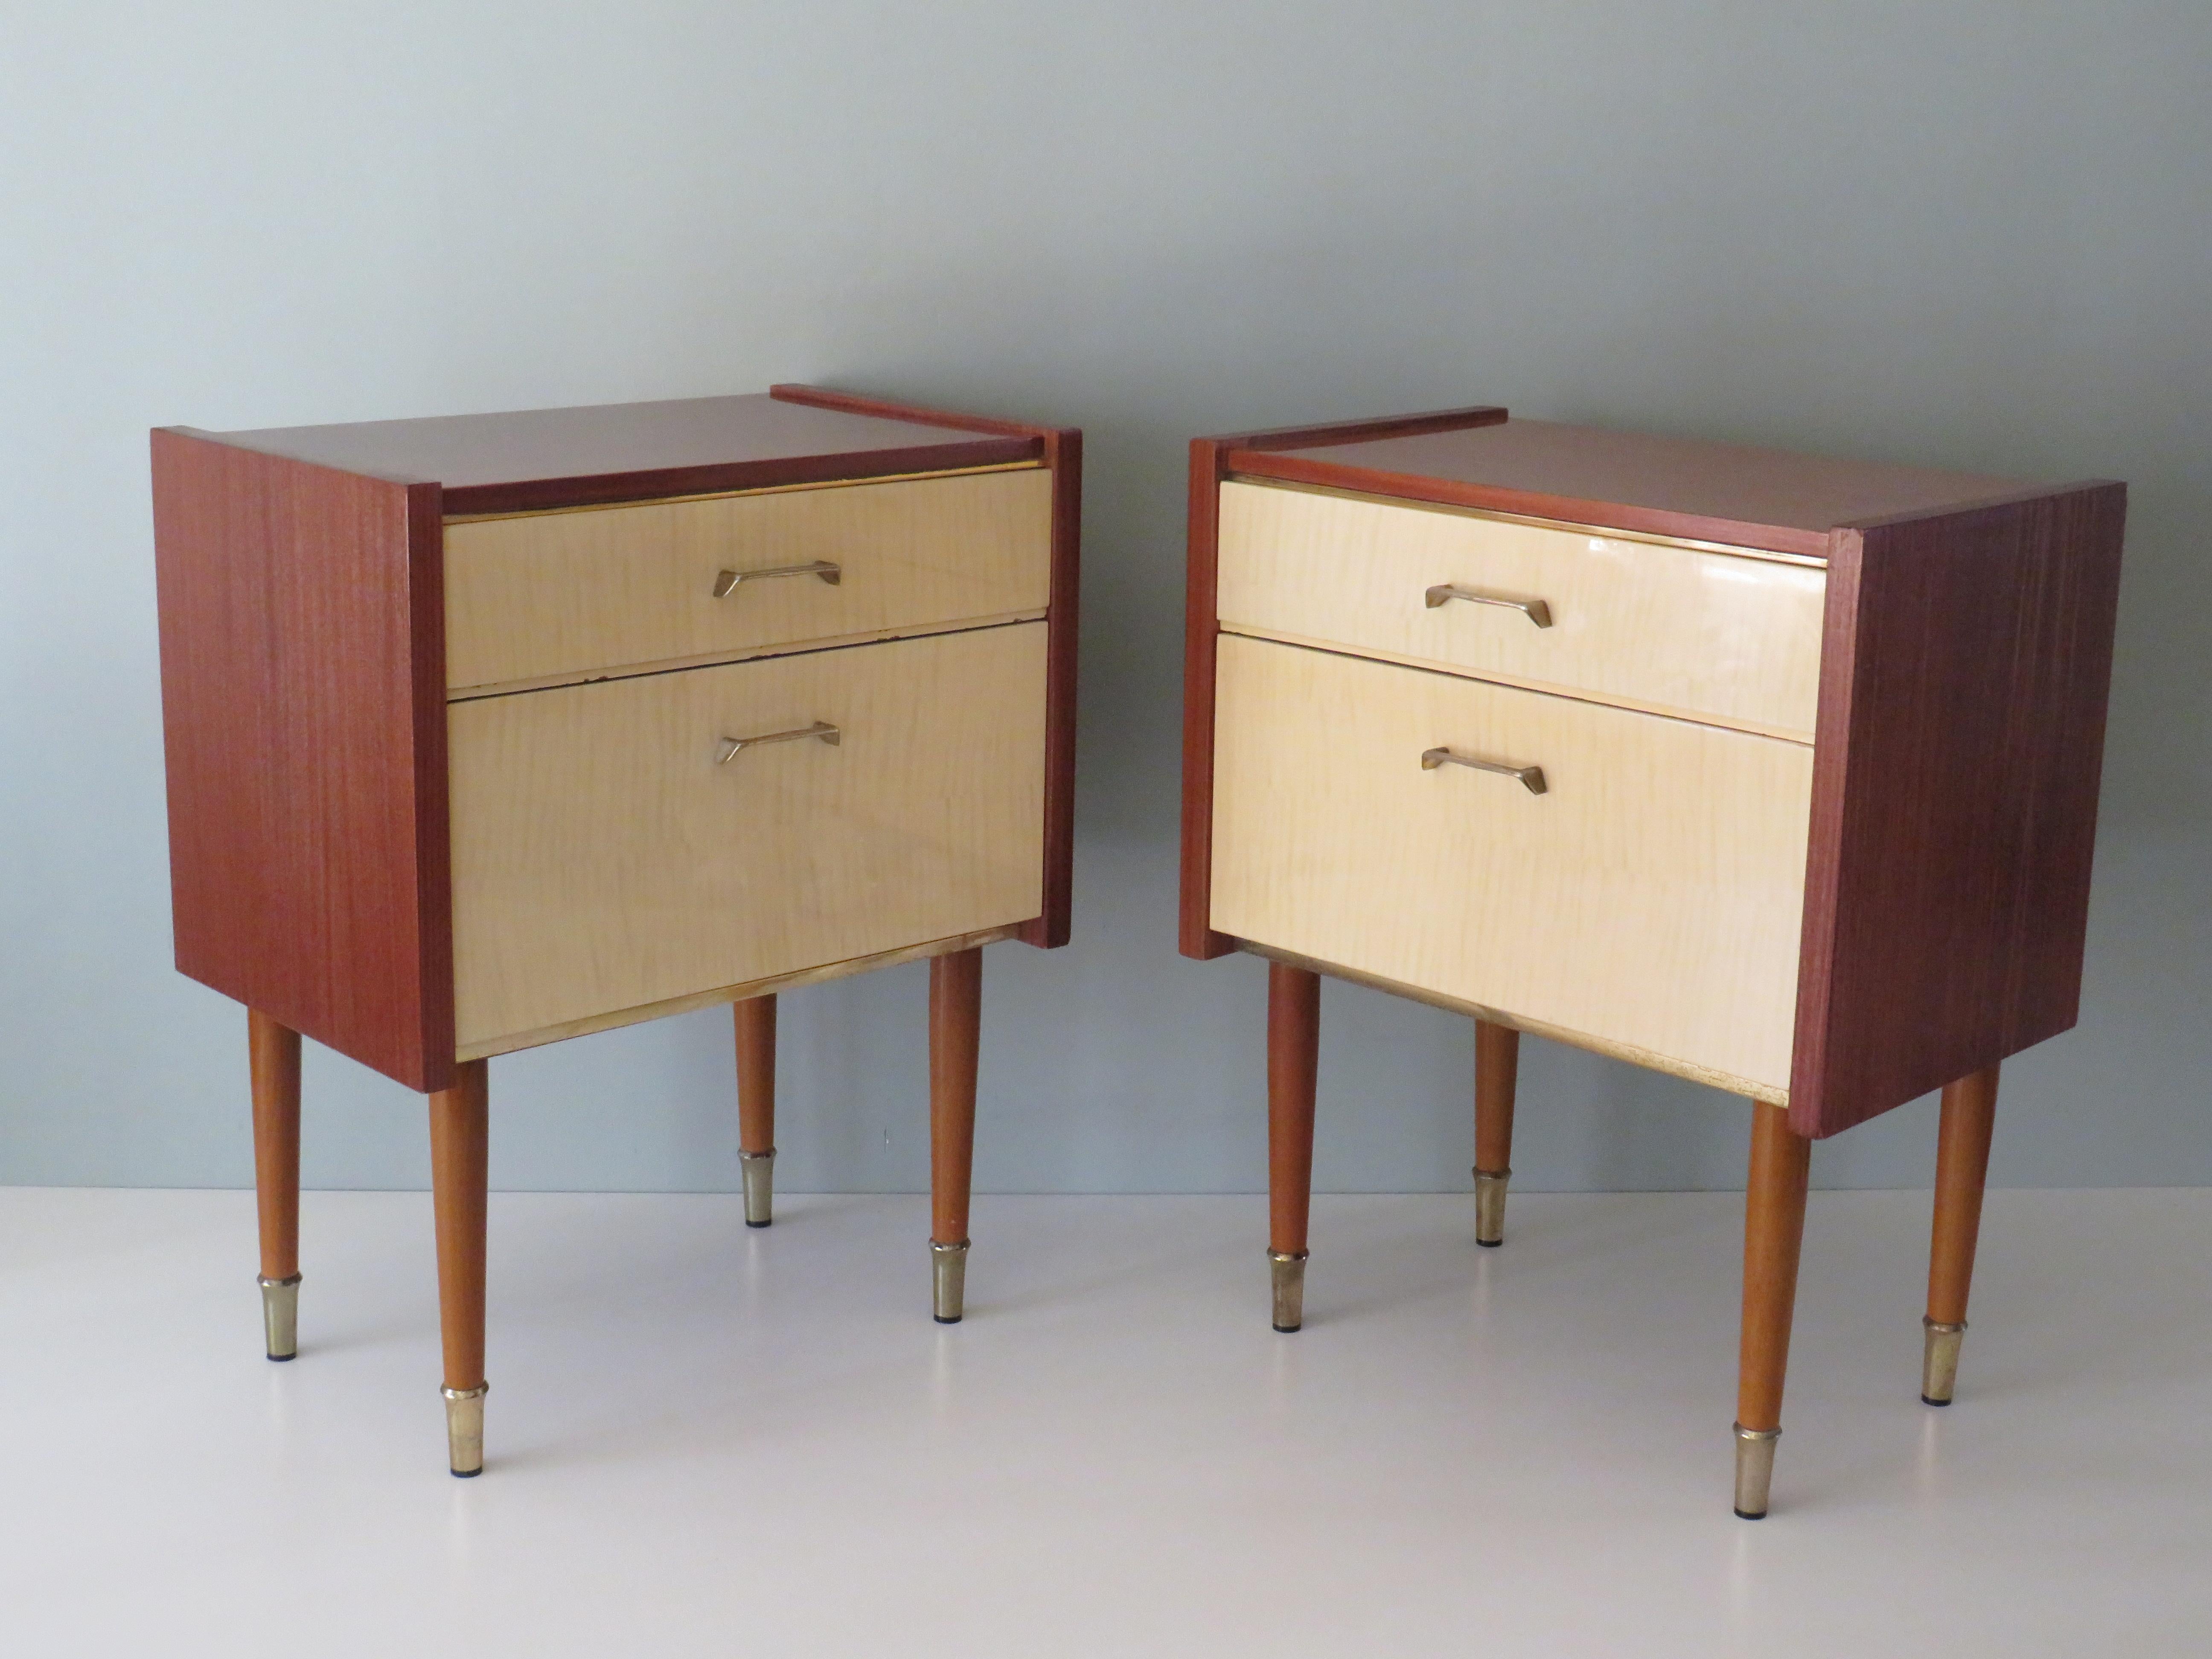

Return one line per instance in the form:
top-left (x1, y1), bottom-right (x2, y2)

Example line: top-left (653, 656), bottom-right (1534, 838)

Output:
top-left (154, 388), bottom-right (2122, 1515)
top-left (1180, 406), bottom-right (2124, 1516)
top-left (152, 386), bottom-right (1079, 1474)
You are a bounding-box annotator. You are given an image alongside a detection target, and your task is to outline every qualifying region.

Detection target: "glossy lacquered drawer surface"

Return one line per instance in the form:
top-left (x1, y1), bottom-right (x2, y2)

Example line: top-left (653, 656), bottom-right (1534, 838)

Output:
top-left (1209, 634), bottom-right (1813, 1093)
top-left (444, 467), bottom-right (1053, 693)
top-left (449, 622), bottom-right (1047, 1051)
top-left (1216, 480), bottom-right (1827, 739)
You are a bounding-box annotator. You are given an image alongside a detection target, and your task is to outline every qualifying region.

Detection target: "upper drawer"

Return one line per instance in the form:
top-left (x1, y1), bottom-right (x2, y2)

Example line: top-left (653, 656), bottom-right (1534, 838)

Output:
top-left (1216, 480), bottom-right (1826, 739)
top-left (445, 466), bottom-right (1053, 692)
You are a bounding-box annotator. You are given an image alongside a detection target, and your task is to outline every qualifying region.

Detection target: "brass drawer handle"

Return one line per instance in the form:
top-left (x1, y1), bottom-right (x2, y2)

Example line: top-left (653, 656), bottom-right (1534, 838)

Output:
top-left (1422, 746), bottom-right (1547, 795)
top-left (716, 721), bottom-right (841, 764)
top-left (714, 560), bottom-right (841, 598)
top-left (1424, 584), bottom-right (1552, 628)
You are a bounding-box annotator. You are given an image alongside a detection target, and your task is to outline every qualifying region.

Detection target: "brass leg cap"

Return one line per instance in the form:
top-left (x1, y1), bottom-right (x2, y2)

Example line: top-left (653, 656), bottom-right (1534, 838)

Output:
top-left (931, 1239), bottom-right (969, 1324)
top-left (1269, 1250), bottom-right (1309, 1333)
top-left (1922, 1317), bottom-right (1967, 1406)
top-left (1473, 1167), bottom-right (1511, 1247)
top-left (740, 1148), bottom-right (776, 1228)
top-left (1733, 1424), bottom-right (1780, 1519)
top-left (258, 1273), bottom-right (301, 1361)
top-left (444, 1383), bottom-right (488, 1477)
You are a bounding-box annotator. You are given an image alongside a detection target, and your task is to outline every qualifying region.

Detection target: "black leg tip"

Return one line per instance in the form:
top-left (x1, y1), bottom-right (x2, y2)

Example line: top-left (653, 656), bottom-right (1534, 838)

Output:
top-left (933, 1313), bottom-right (962, 1325)
top-left (745, 1217), bottom-right (771, 1229)
top-left (1272, 1323), bottom-right (1302, 1334)
top-left (1921, 1394), bottom-right (1951, 1408)
top-left (266, 1352), bottom-right (297, 1362)
top-left (450, 1467), bottom-right (482, 1479)
top-left (1733, 1508), bottom-right (1767, 1521)
top-left (1476, 1237), bottom-right (1503, 1249)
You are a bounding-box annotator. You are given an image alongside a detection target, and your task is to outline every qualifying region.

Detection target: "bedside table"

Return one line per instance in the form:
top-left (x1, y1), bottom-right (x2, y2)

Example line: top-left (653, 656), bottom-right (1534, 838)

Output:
top-left (152, 385), bottom-right (1080, 1473)
top-left (1179, 405), bottom-right (2124, 1515)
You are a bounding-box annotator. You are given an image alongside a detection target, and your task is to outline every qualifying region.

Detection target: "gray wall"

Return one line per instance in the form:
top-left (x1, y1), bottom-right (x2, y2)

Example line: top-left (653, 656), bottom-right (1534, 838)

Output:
top-left (4, 2), bottom-right (2206, 1195)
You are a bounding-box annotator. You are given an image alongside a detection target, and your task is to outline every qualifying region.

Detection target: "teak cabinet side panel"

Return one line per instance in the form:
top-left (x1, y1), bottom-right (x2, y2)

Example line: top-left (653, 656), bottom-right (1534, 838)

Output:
top-left (1180, 437), bottom-right (1237, 959)
top-left (151, 430), bottom-right (453, 1093)
top-left (1025, 425), bottom-right (1081, 949)
top-left (1791, 483), bottom-right (2126, 1137)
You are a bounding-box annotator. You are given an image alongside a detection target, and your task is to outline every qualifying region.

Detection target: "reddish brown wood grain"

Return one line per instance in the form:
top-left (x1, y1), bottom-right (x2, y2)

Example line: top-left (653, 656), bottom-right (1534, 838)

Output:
top-left (152, 429), bottom-right (454, 1094)
top-left (1268, 963), bottom-right (1322, 1257)
top-left (733, 995), bottom-right (777, 1155)
top-left (429, 1060), bottom-right (489, 1391)
top-left (249, 1009), bottom-right (302, 1283)
top-left (1474, 1020), bottom-right (1519, 1175)
top-left (1223, 405), bottom-right (1515, 458)
top-left (1234, 419), bottom-right (2022, 559)
top-left (774, 386), bottom-right (1080, 950)
top-left (1927, 1065), bottom-right (2000, 1326)
top-left (1024, 425), bottom-right (1082, 949)
top-left (1738, 1101), bottom-right (1813, 1432)
top-left (1179, 407), bottom-right (1509, 958)
top-left (768, 383), bottom-right (1051, 445)
top-left (1790, 483), bottom-right (2126, 1138)
top-left (1180, 436), bottom-right (1239, 961)
top-left (214, 393), bottom-right (1038, 516)
top-left (928, 947), bottom-right (983, 1246)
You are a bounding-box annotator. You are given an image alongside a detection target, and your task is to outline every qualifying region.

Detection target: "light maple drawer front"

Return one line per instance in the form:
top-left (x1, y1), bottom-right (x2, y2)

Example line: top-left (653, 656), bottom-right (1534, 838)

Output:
top-left (449, 622), bottom-right (1047, 1051)
top-left (445, 466), bottom-right (1053, 692)
top-left (1216, 480), bottom-right (1827, 739)
top-left (1210, 635), bottom-right (1812, 1094)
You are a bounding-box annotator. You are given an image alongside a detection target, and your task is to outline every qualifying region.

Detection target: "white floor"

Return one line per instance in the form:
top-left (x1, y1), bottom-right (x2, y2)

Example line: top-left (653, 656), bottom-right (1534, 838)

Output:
top-left (1, 1188), bottom-right (2207, 1657)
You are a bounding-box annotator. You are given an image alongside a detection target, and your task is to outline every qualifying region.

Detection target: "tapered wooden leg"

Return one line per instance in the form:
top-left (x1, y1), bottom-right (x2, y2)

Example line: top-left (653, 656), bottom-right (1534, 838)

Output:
top-left (429, 1061), bottom-right (490, 1476)
top-left (734, 995), bottom-right (777, 1228)
top-left (1923, 1063), bottom-right (1999, 1405)
top-left (1735, 1100), bottom-right (1811, 1518)
top-left (1473, 1019), bottom-right (1519, 1247)
top-left (248, 1009), bottom-right (303, 1360)
top-left (1268, 964), bottom-right (1321, 1332)
top-left (928, 949), bottom-right (982, 1323)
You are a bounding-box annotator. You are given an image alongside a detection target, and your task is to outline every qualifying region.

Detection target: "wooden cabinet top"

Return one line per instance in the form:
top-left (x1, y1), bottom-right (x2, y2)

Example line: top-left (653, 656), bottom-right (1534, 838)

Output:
top-left (163, 386), bottom-right (1046, 516)
top-left (1213, 406), bottom-right (2066, 558)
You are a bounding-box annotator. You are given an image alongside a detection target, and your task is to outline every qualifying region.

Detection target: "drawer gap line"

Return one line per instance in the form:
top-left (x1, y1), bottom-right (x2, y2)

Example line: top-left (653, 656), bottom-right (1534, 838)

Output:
top-left (448, 611), bottom-right (1049, 703)
top-left (1217, 626), bottom-right (1817, 746)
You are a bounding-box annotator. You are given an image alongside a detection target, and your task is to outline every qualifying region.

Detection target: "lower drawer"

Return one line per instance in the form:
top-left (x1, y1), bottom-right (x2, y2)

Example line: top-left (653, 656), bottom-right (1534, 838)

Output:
top-left (449, 622), bottom-right (1047, 1051)
top-left (1209, 634), bottom-right (1813, 1094)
